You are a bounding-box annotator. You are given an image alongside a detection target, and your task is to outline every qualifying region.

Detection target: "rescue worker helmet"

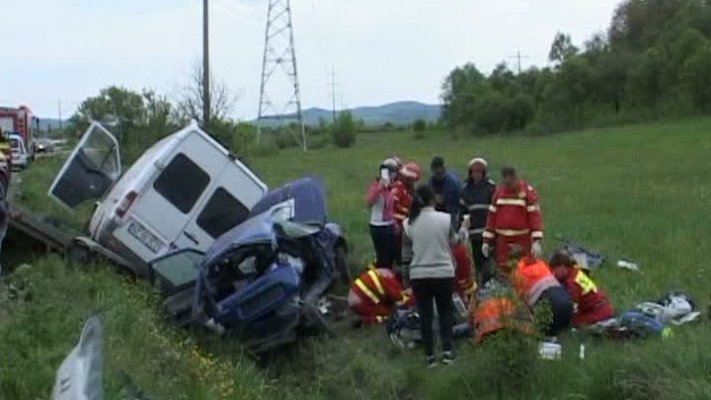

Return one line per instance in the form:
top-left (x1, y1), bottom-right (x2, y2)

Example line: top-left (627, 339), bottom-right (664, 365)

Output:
top-left (399, 162), bottom-right (422, 182)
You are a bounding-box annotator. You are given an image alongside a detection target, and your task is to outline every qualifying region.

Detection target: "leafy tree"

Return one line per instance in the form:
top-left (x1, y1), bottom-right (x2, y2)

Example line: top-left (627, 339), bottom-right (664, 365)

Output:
top-left (549, 32), bottom-right (579, 65)
top-left (682, 43), bottom-right (711, 111)
top-left (629, 47), bottom-right (666, 112)
top-left (73, 86), bottom-right (146, 145)
top-left (441, 63), bottom-right (487, 129)
top-left (591, 50), bottom-right (633, 113)
top-left (331, 112), bottom-right (356, 148)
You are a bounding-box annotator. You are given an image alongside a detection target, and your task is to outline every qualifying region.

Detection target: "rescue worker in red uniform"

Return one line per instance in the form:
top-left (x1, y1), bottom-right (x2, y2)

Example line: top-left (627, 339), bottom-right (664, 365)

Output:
top-left (451, 242), bottom-right (476, 306)
top-left (392, 162), bottom-right (422, 266)
top-left (549, 250), bottom-right (615, 327)
top-left (483, 166), bottom-right (544, 273)
top-left (509, 246), bottom-right (573, 336)
top-left (348, 264), bottom-right (414, 324)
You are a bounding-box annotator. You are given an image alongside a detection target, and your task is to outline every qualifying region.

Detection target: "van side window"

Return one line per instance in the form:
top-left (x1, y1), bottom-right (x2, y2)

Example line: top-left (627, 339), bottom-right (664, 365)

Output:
top-left (197, 187), bottom-right (249, 238)
top-left (154, 153), bottom-right (210, 213)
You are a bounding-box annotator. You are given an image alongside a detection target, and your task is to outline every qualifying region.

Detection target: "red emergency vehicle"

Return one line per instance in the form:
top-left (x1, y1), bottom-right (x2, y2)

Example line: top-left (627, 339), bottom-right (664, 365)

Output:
top-left (0, 105), bottom-right (36, 160)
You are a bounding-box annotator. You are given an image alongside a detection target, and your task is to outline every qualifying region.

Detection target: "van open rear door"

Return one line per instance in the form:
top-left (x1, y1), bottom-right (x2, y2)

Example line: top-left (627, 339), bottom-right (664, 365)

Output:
top-left (49, 122), bottom-right (121, 209)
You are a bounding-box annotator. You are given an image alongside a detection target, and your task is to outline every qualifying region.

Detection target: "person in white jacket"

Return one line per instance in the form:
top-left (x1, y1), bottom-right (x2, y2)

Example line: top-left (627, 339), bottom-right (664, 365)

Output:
top-left (404, 184), bottom-right (468, 368)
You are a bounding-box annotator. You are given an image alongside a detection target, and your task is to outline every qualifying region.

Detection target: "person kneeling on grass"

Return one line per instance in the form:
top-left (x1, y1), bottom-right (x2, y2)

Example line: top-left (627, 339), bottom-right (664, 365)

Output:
top-left (348, 264), bottom-right (415, 325)
top-left (549, 250), bottom-right (615, 328)
top-left (509, 246), bottom-right (573, 336)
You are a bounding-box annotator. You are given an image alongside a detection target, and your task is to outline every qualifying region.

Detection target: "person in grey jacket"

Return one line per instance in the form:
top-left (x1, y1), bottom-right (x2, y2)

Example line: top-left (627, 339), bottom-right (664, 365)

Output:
top-left (403, 185), bottom-right (468, 367)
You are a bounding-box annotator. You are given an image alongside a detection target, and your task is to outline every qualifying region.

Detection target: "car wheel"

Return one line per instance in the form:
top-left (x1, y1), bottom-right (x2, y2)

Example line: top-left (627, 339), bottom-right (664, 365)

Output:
top-left (334, 245), bottom-right (351, 285)
top-left (67, 242), bottom-right (93, 265)
top-left (303, 301), bottom-right (335, 336)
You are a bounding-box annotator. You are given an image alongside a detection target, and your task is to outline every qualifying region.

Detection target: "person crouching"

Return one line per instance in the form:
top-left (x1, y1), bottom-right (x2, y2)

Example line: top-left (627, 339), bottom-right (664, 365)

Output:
top-left (549, 250), bottom-right (615, 328)
top-left (348, 264), bottom-right (414, 325)
top-left (508, 246), bottom-right (573, 336)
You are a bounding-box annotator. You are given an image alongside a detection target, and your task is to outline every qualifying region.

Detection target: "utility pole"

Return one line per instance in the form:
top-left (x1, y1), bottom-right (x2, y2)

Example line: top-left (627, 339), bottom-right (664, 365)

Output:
top-left (202, 0), bottom-right (211, 127)
top-left (507, 50), bottom-right (529, 75)
top-left (329, 67), bottom-right (337, 124)
top-left (58, 100), bottom-right (63, 130)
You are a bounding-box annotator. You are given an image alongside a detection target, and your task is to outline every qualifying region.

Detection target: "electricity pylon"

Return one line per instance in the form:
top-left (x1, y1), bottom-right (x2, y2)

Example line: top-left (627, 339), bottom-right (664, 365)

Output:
top-left (257, 0), bottom-right (307, 150)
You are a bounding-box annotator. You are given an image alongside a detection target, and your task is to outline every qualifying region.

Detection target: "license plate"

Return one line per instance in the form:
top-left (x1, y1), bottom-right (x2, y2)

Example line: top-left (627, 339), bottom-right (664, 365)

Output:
top-left (127, 221), bottom-right (164, 253)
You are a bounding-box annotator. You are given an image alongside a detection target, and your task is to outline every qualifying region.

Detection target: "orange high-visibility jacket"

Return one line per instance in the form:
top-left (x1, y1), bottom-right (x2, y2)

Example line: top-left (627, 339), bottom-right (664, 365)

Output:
top-left (511, 257), bottom-right (560, 307)
top-left (469, 295), bottom-right (535, 343)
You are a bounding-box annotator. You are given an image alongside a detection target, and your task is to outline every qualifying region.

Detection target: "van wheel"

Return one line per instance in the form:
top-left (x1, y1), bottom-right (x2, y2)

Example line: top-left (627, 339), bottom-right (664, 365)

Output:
top-left (67, 243), bottom-right (93, 266)
top-left (334, 245), bottom-right (351, 285)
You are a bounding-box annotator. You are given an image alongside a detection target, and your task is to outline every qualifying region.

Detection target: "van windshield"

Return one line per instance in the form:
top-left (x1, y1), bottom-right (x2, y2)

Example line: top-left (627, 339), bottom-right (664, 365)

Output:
top-left (10, 138), bottom-right (19, 149)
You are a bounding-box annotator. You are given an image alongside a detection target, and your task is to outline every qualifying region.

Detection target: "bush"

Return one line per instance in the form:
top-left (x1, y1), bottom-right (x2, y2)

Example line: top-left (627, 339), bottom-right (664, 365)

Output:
top-left (331, 112), bottom-right (356, 148)
top-left (412, 119), bottom-right (427, 132)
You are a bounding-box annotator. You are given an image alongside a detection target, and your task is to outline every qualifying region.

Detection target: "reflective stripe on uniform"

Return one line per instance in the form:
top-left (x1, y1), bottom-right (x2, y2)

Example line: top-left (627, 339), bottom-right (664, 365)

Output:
top-left (495, 228), bottom-right (530, 236)
top-left (469, 228), bottom-right (485, 235)
top-left (367, 270), bottom-right (386, 296)
top-left (397, 293), bottom-right (411, 306)
top-left (468, 204), bottom-right (490, 211)
top-left (376, 315), bottom-right (386, 323)
top-left (526, 204), bottom-right (539, 212)
top-left (355, 279), bottom-right (380, 304)
top-left (489, 205), bottom-right (497, 212)
top-left (482, 230), bottom-right (495, 239)
top-left (497, 198), bottom-right (526, 207)
top-left (531, 230), bottom-right (544, 239)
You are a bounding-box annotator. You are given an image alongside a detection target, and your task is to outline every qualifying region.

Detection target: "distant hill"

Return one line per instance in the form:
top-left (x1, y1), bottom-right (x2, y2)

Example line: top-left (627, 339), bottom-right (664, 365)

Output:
top-left (304, 101), bottom-right (441, 126)
top-left (260, 101), bottom-right (441, 127)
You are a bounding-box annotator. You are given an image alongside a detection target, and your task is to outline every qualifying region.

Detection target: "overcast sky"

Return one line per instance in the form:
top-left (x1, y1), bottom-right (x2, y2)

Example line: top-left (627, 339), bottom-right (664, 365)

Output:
top-left (1, 0), bottom-right (620, 120)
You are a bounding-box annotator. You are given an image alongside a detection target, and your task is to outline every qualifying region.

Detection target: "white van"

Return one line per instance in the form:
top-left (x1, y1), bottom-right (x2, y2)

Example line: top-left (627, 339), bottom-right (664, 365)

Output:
top-left (49, 121), bottom-right (268, 277)
top-left (8, 133), bottom-right (31, 169)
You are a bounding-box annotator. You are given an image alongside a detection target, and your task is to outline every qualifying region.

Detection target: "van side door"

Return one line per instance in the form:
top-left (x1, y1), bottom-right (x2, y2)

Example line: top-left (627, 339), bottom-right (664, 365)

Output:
top-left (171, 160), bottom-right (268, 250)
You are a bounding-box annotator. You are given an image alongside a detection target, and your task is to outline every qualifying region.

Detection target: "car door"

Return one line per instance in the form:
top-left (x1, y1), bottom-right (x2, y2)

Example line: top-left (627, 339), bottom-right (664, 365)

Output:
top-left (48, 122), bottom-right (121, 209)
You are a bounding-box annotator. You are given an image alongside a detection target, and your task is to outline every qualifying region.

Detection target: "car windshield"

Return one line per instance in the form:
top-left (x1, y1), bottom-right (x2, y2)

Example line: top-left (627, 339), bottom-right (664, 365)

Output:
top-left (10, 139), bottom-right (19, 149)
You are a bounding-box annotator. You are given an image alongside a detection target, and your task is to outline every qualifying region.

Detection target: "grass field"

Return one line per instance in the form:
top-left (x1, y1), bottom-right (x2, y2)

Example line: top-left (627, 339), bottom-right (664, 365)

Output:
top-left (2, 118), bottom-right (711, 399)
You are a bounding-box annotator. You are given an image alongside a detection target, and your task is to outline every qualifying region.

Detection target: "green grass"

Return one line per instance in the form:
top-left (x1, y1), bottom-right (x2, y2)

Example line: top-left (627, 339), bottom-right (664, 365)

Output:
top-left (3, 118), bottom-right (711, 399)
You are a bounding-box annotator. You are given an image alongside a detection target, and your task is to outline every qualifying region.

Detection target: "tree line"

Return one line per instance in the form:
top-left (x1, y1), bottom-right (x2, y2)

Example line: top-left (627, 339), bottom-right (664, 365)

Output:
top-left (442, 0), bottom-right (711, 135)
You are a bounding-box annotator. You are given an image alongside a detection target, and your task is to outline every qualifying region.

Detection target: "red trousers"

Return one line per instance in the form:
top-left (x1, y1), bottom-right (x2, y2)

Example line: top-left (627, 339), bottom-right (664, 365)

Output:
top-left (451, 243), bottom-right (474, 303)
top-left (350, 302), bottom-right (395, 324)
top-left (494, 235), bottom-right (532, 271)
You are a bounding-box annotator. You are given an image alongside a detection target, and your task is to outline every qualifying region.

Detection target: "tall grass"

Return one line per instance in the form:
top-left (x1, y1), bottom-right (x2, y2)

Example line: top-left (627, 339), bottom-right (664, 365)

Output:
top-left (3, 117), bottom-right (711, 399)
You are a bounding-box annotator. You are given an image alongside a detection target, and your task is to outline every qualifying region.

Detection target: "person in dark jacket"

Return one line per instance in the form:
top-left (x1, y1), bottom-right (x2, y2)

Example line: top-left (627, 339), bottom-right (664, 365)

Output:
top-left (459, 157), bottom-right (496, 286)
top-left (428, 156), bottom-right (461, 224)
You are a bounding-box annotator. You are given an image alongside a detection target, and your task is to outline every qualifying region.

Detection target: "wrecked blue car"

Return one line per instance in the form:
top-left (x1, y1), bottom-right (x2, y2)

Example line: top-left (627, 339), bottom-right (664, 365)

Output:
top-left (150, 177), bottom-right (349, 353)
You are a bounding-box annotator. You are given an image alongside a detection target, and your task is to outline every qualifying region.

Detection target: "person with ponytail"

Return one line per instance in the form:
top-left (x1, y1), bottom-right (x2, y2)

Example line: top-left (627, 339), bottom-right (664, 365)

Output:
top-left (403, 185), bottom-right (469, 368)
